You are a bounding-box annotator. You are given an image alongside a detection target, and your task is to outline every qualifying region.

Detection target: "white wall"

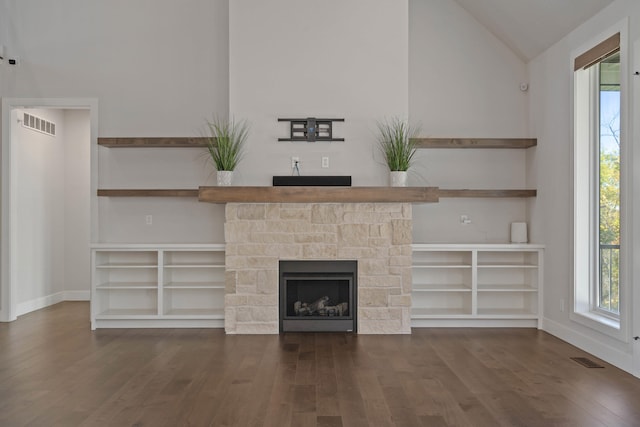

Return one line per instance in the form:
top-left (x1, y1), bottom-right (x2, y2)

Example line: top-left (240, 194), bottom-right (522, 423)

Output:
top-left (3, 0), bottom-right (230, 244)
top-left (13, 108), bottom-right (66, 307)
top-left (2, 0), bottom-right (229, 135)
top-left (229, 0), bottom-right (409, 186)
top-left (409, 0), bottom-right (531, 243)
top-left (10, 108), bottom-right (91, 313)
top-left (64, 110), bottom-right (90, 294)
top-left (0, 1), bottom-right (10, 98)
top-left (227, 0), bottom-right (532, 243)
top-left (96, 147), bottom-right (225, 243)
top-left (1, 0), bottom-right (537, 321)
top-left (3, 0), bottom-right (532, 245)
top-left (529, 0), bottom-right (640, 374)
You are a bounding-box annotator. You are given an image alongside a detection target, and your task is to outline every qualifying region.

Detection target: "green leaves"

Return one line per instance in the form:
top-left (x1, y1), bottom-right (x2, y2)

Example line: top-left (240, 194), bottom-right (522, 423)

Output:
top-left (599, 151), bottom-right (620, 245)
top-left (377, 118), bottom-right (419, 171)
top-left (206, 117), bottom-right (250, 171)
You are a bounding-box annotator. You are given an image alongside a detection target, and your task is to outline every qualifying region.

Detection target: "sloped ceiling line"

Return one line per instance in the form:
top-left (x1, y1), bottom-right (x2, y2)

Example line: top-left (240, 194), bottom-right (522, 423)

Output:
top-left (451, 0), bottom-right (614, 61)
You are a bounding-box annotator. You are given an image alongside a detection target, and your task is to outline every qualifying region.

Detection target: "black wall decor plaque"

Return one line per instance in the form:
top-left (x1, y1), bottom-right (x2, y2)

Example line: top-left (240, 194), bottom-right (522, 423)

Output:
top-left (278, 117), bottom-right (345, 142)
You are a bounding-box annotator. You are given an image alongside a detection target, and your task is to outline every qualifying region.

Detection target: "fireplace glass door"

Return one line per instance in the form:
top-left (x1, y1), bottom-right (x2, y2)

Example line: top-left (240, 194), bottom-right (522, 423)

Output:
top-left (279, 260), bottom-right (357, 332)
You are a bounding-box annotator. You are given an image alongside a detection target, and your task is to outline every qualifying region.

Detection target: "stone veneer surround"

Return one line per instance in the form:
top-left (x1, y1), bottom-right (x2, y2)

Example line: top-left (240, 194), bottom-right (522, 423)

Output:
top-left (224, 203), bottom-right (413, 334)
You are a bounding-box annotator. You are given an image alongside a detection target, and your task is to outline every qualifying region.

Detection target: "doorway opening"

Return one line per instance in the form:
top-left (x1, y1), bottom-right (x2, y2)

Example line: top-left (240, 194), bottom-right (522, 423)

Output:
top-left (1, 98), bottom-right (97, 322)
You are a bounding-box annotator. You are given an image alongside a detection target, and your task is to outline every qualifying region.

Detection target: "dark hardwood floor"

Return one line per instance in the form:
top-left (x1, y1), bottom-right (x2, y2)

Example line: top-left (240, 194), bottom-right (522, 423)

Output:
top-left (1, 302), bottom-right (639, 427)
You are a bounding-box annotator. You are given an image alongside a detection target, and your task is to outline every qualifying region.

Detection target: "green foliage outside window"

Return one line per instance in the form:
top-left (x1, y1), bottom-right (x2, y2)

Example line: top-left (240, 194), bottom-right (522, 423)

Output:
top-left (598, 55), bottom-right (620, 314)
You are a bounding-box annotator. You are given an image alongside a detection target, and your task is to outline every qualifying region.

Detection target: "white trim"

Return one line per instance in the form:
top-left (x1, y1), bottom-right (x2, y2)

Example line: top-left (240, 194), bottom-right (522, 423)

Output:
top-left (570, 310), bottom-right (621, 335)
top-left (15, 291), bottom-right (90, 318)
top-left (412, 319), bottom-right (539, 328)
top-left (0, 98), bottom-right (98, 323)
top-left (16, 293), bottom-right (66, 317)
top-left (412, 243), bottom-right (545, 250)
top-left (90, 243), bottom-right (226, 250)
top-left (632, 35), bottom-right (640, 379)
top-left (544, 317), bottom-right (636, 377)
top-left (93, 319), bottom-right (225, 329)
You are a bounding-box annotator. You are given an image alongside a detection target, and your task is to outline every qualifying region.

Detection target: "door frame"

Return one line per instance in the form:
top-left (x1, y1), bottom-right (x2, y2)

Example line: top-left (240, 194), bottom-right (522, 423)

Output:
top-left (0, 98), bottom-right (98, 322)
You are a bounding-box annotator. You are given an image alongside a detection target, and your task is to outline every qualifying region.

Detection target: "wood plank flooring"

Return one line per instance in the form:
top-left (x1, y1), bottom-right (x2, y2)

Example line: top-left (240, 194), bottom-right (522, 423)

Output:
top-left (1, 302), bottom-right (639, 427)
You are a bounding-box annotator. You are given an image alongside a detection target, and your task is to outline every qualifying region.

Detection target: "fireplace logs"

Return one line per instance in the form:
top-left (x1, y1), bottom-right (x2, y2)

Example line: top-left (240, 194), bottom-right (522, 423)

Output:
top-left (293, 296), bottom-right (349, 317)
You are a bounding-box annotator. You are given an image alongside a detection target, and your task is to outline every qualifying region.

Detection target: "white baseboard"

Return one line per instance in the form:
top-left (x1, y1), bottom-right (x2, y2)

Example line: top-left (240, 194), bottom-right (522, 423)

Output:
top-left (16, 290), bottom-right (90, 317)
top-left (412, 319), bottom-right (539, 328)
top-left (62, 290), bottom-right (90, 301)
top-left (543, 317), bottom-right (636, 377)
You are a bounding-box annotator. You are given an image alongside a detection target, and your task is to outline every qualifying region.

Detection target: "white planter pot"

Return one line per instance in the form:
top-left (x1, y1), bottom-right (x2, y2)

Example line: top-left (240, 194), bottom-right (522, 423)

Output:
top-left (389, 171), bottom-right (408, 187)
top-left (217, 170), bottom-right (234, 186)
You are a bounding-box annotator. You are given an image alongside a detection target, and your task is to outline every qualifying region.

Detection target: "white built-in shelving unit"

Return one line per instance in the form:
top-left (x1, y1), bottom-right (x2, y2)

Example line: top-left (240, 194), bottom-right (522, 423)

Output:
top-left (90, 244), bottom-right (225, 329)
top-left (411, 244), bottom-right (544, 328)
top-left (91, 137), bottom-right (541, 330)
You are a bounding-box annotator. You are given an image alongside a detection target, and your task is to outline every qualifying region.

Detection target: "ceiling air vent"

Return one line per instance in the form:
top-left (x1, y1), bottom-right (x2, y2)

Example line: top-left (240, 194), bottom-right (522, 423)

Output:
top-left (22, 112), bottom-right (56, 137)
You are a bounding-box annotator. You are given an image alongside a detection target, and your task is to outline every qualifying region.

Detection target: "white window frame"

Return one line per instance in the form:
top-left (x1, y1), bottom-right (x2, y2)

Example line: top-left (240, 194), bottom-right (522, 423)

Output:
top-left (571, 23), bottom-right (630, 341)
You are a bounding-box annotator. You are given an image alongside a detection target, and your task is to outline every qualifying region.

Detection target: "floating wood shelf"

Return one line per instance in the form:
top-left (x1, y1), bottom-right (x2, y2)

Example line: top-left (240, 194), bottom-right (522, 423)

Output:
top-left (412, 138), bottom-right (536, 149)
top-left (97, 189), bottom-right (200, 197)
top-left (97, 187), bottom-right (537, 200)
top-left (98, 137), bottom-right (210, 148)
top-left (438, 189), bottom-right (537, 198)
top-left (198, 186), bottom-right (439, 203)
top-left (98, 137), bottom-right (536, 148)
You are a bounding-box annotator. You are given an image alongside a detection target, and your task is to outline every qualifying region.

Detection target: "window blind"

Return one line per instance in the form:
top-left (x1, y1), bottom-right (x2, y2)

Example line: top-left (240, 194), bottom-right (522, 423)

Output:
top-left (574, 33), bottom-right (620, 71)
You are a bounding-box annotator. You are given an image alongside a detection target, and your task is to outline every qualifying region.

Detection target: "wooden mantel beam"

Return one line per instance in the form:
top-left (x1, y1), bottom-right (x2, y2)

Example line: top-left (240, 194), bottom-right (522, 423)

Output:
top-left (97, 187), bottom-right (537, 201)
top-left (198, 186), bottom-right (439, 203)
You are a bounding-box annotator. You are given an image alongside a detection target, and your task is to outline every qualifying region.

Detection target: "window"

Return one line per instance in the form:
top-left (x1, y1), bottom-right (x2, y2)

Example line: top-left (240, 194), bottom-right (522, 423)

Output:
top-left (573, 32), bottom-right (623, 331)
top-left (596, 52), bottom-right (620, 317)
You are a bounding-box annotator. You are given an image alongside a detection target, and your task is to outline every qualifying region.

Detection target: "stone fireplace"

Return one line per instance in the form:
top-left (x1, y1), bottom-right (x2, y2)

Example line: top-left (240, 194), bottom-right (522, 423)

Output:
top-left (224, 202), bottom-right (412, 334)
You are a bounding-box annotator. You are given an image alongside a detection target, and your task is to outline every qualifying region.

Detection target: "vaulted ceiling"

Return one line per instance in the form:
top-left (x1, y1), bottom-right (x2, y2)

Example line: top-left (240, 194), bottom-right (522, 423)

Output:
top-left (452, 0), bottom-right (615, 61)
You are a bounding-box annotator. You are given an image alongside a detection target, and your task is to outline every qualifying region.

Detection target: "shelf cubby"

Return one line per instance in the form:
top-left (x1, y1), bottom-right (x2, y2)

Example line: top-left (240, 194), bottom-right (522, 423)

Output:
top-left (91, 244), bottom-right (225, 329)
top-left (411, 244), bottom-right (543, 327)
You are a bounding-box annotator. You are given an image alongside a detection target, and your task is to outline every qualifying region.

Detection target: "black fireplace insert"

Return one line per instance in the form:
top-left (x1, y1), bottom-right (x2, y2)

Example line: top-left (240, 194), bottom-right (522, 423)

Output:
top-left (279, 260), bottom-right (357, 332)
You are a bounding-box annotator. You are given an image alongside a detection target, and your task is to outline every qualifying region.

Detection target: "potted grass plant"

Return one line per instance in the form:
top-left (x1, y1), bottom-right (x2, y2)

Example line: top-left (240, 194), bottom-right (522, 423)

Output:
top-left (205, 116), bottom-right (250, 186)
top-left (377, 117), bottom-right (419, 186)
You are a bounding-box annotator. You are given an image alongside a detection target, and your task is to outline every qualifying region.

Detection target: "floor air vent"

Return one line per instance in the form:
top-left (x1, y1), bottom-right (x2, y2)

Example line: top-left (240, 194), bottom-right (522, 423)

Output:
top-left (571, 357), bottom-right (604, 368)
top-left (22, 112), bottom-right (56, 137)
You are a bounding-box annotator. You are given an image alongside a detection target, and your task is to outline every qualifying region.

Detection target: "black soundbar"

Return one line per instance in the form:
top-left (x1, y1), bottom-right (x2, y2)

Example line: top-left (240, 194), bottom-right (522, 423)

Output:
top-left (272, 176), bottom-right (352, 186)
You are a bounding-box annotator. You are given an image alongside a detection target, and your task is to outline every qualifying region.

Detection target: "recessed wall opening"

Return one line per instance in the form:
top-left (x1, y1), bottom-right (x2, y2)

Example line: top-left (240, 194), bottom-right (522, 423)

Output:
top-left (1, 98), bottom-right (96, 322)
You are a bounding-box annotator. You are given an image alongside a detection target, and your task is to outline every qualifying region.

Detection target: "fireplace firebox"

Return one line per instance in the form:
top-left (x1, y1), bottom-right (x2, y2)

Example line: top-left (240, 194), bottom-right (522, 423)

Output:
top-left (279, 260), bottom-right (357, 332)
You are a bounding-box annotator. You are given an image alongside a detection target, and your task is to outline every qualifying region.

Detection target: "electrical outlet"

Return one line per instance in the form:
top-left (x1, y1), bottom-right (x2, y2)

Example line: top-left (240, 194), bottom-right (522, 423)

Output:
top-left (322, 156), bottom-right (329, 168)
top-left (460, 215), bottom-right (471, 225)
top-left (145, 215), bottom-right (152, 225)
top-left (291, 156), bottom-right (299, 169)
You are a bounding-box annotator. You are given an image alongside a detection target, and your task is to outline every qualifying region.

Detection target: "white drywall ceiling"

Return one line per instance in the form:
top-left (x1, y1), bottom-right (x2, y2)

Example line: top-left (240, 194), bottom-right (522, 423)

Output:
top-left (452, 0), bottom-right (614, 60)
